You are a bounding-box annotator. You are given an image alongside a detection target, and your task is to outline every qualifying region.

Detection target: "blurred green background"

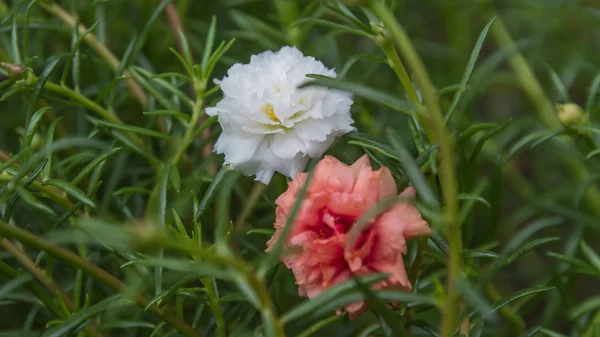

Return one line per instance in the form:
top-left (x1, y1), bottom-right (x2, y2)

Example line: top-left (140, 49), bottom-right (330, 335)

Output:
top-left (1, 0), bottom-right (600, 336)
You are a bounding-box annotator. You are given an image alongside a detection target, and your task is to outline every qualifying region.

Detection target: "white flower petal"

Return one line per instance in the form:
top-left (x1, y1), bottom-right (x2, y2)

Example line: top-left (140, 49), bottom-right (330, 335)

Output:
top-left (271, 131), bottom-right (306, 159)
top-left (207, 46), bottom-right (355, 184)
top-left (214, 133), bottom-right (263, 165)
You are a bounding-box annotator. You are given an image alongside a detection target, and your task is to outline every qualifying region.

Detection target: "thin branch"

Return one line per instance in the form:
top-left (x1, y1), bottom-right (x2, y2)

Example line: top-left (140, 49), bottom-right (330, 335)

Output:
top-left (162, 1), bottom-right (215, 171)
top-left (0, 220), bottom-right (205, 337)
top-left (2, 238), bottom-right (104, 337)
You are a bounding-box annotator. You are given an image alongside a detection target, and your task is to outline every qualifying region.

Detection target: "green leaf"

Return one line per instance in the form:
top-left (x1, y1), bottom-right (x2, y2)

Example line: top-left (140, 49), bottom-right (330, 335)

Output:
top-left (113, 187), bottom-right (152, 196)
top-left (519, 326), bottom-right (542, 337)
top-left (347, 133), bottom-right (400, 162)
top-left (41, 295), bottom-right (132, 337)
top-left (14, 185), bottom-right (56, 216)
top-left (296, 314), bottom-right (346, 337)
top-left (292, 17), bottom-right (373, 37)
top-left (110, 131), bottom-right (160, 166)
top-left (445, 17), bottom-right (496, 121)
top-left (26, 56), bottom-right (62, 128)
top-left (406, 320), bottom-right (438, 337)
top-left (201, 16), bottom-right (217, 76)
top-left (195, 166), bottom-right (229, 219)
top-left (11, 17), bottom-right (21, 64)
top-left (545, 63), bottom-right (570, 102)
top-left (23, 107), bottom-right (51, 148)
top-left (143, 110), bottom-right (190, 121)
top-left (587, 149), bottom-right (600, 159)
top-left (570, 296), bottom-right (600, 319)
top-left (481, 217), bottom-right (562, 283)
top-left (122, 258), bottom-right (233, 280)
top-left (471, 287), bottom-right (554, 325)
top-left (539, 328), bottom-right (568, 337)
top-left (107, 38), bottom-right (137, 108)
top-left (129, 0), bottom-right (173, 64)
top-left (547, 252), bottom-right (598, 276)
top-left (587, 73), bottom-right (600, 115)
top-left (354, 279), bottom-right (405, 336)
top-left (128, 67), bottom-right (179, 112)
top-left (505, 129), bottom-right (564, 161)
top-left (144, 275), bottom-right (197, 311)
top-left (281, 273), bottom-right (388, 323)
top-left (260, 170), bottom-right (313, 273)
top-left (455, 277), bottom-right (495, 319)
top-left (70, 148), bottom-right (122, 186)
top-left (148, 75), bottom-right (193, 108)
top-left (386, 129), bottom-right (437, 206)
top-left (93, 119), bottom-right (170, 140)
top-left (42, 179), bottom-right (95, 208)
top-left (170, 40), bottom-right (193, 80)
top-left (4, 159), bottom-right (48, 220)
top-left (458, 193), bottom-right (491, 208)
top-left (459, 122), bottom-right (497, 144)
top-left (204, 38), bottom-right (236, 80)
top-left (169, 165), bottom-right (181, 193)
top-left (22, 0), bottom-right (39, 61)
top-left (325, 0), bottom-right (372, 32)
top-left (302, 74), bottom-right (413, 115)
top-left (467, 119), bottom-right (512, 165)
top-left (171, 209), bottom-right (188, 238)
top-left (98, 320), bottom-right (155, 331)
top-left (246, 228), bottom-right (275, 236)
top-left (42, 117), bottom-right (62, 181)
top-left (0, 274), bottom-right (33, 300)
top-left (504, 237), bottom-right (560, 266)
top-left (229, 10), bottom-right (287, 43)
top-left (580, 241), bottom-right (600, 273)
top-left (574, 174), bottom-right (600, 208)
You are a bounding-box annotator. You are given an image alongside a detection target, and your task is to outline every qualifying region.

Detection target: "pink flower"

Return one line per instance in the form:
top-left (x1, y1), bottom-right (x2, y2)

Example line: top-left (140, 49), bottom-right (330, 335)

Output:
top-left (266, 155), bottom-right (431, 318)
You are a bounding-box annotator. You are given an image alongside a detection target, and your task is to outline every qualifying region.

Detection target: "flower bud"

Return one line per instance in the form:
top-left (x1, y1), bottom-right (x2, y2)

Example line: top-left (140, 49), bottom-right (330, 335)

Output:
top-left (370, 22), bottom-right (390, 46)
top-left (557, 103), bottom-right (587, 127)
top-left (0, 62), bottom-right (23, 79)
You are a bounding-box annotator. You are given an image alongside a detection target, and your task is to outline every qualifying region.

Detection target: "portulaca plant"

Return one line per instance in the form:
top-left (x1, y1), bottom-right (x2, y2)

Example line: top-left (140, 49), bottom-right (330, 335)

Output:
top-left (207, 46), bottom-right (355, 184)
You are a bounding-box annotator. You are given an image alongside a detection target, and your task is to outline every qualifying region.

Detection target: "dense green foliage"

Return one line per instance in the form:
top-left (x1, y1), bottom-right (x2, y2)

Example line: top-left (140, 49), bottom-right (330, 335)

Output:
top-left (1, 0), bottom-right (600, 336)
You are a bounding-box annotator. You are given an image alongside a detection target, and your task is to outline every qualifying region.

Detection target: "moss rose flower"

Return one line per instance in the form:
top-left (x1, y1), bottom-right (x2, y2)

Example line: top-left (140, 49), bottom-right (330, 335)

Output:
top-left (206, 46), bottom-right (355, 184)
top-left (266, 155), bottom-right (431, 317)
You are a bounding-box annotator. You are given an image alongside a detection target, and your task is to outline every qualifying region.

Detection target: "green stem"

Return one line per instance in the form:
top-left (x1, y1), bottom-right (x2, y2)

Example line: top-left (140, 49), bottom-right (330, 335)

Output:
top-left (0, 173), bottom-right (73, 210)
top-left (43, 82), bottom-right (121, 125)
top-left (165, 241), bottom-right (285, 336)
top-left (173, 97), bottom-right (205, 166)
top-left (380, 41), bottom-right (420, 104)
top-left (380, 40), bottom-right (426, 154)
top-left (488, 12), bottom-right (600, 220)
top-left (407, 237), bottom-right (428, 284)
top-left (371, 3), bottom-right (461, 337)
top-left (489, 15), bottom-right (559, 130)
top-left (1, 239), bottom-right (103, 337)
top-left (234, 182), bottom-right (267, 234)
top-left (0, 220), bottom-right (206, 337)
top-left (38, 80), bottom-right (161, 167)
top-left (0, 258), bottom-right (64, 319)
top-left (202, 277), bottom-right (226, 337)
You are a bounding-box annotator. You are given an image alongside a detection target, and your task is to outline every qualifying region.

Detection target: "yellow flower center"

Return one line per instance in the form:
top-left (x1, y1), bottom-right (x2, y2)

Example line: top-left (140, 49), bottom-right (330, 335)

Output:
top-left (261, 103), bottom-right (280, 123)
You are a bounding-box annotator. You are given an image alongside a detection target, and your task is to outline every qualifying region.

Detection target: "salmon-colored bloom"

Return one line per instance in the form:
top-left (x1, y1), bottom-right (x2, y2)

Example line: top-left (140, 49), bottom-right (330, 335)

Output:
top-left (266, 155), bottom-right (431, 318)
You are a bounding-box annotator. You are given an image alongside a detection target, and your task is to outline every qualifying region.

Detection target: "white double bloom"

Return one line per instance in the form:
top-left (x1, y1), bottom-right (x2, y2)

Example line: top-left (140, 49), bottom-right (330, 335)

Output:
top-left (206, 46), bottom-right (355, 184)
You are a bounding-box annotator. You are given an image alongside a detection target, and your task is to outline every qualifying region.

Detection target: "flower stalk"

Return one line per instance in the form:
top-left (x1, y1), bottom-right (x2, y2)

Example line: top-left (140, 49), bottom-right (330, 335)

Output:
top-left (370, 2), bottom-right (461, 336)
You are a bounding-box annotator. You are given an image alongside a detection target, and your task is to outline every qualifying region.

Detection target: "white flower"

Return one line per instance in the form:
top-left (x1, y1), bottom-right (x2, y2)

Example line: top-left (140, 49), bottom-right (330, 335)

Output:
top-left (206, 46), bottom-right (355, 184)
